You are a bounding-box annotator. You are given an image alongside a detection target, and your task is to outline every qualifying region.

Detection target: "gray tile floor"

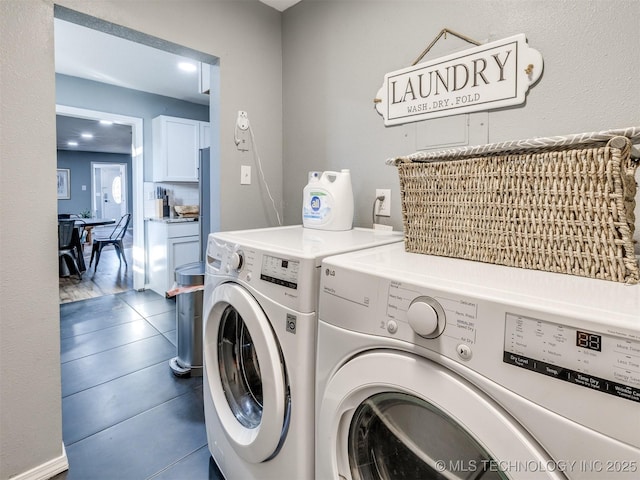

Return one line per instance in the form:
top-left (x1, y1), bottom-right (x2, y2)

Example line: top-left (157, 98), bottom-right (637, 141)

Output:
top-left (55, 290), bottom-right (224, 480)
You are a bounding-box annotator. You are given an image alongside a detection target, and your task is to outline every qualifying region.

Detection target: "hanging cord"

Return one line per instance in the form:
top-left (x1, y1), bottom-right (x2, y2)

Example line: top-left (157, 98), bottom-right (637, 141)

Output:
top-left (374, 28), bottom-right (481, 105)
top-left (371, 193), bottom-right (386, 226)
top-left (411, 28), bottom-right (481, 66)
top-left (246, 122), bottom-right (283, 226)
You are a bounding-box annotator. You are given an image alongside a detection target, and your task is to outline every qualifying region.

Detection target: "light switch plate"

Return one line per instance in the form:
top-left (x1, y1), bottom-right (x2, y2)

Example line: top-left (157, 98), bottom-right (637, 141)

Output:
top-left (241, 165), bottom-right (251, 185)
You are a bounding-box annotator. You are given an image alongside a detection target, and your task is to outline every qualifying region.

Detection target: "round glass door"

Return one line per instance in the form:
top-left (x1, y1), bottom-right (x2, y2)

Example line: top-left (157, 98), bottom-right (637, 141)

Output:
top-left (218, 305), bottom-right (263, 429)
top-left (316, 351), bottom-right (564, 480)
top-left (349, 392), bottom-right (506, 479)
top-left (204, 283), bottom-right (289, 464)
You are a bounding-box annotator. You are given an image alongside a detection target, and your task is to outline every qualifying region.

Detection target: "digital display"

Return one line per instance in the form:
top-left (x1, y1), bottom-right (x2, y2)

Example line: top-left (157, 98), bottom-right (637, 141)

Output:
top-left (260, 255), bottom-right (299, 289)
top-left (504, 314), bottom-right (639, 403)
top-left (576, 330), bottom-right (602, 352)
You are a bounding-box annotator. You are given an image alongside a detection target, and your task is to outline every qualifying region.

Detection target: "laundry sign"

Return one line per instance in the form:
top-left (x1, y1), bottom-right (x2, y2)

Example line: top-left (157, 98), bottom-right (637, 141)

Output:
top-left (375, 34), bottom-right (543, 126)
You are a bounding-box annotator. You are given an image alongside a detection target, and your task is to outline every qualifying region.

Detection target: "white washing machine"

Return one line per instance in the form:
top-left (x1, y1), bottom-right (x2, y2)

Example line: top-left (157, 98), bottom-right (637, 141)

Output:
top-left (316, 242), bottom-right (640, 480)
top-left (202, 225), bottom-right (403, 479)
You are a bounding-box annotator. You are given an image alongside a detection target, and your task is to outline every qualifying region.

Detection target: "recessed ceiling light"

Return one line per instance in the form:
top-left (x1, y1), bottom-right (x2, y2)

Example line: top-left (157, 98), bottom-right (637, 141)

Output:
top-left (99, 120), bottom-right (113, 125)
top-left (81, 133), bottom-right (94, 139)
top-left (67, 141), bottom-right (78, 147)
top-left (178, 62), bottom-right (197, 73)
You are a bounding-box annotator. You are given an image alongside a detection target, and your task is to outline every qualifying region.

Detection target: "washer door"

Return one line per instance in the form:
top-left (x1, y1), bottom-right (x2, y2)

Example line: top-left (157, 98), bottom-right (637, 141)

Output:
top-left (318, 351), bottom-right (565, 480)
top-left (205, 283), bottom-right (289, 464)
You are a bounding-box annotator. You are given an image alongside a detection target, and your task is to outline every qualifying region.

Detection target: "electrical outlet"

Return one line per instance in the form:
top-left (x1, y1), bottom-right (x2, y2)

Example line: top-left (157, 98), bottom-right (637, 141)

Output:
top-left (241, 165), bottom-right (251, 185)
top-left (237, 111), bottom-right (249, 131)
top-left (375, 189), bottom-right (391, 216)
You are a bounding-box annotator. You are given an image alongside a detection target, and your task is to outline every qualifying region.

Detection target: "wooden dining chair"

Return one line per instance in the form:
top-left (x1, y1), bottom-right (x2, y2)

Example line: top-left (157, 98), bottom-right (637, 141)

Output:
top-left (89, 213), bottom-right (131, 271)
top-left (59, 219), bottom-right (83, 279)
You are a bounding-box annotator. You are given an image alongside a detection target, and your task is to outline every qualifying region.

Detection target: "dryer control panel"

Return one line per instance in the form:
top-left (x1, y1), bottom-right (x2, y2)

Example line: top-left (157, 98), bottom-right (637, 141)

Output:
top-left (387, 282), bottom-right (476, 344)
top-left (504, 313), bottom-right (640, 403)
top-left (320, 264), bottom-right (480, 352)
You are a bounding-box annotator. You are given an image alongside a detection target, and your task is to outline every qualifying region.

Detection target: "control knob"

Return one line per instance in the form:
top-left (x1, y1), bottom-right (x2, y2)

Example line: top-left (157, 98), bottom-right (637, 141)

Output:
top-left (407, 296), bottom-right (445, 338)
top-left (229, 250), bottom-right (244, 271)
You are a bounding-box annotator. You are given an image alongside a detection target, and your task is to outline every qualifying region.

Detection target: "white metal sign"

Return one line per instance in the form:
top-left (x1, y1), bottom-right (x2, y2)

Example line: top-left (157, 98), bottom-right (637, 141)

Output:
top-left (375, 34), bottom-right (543, 126)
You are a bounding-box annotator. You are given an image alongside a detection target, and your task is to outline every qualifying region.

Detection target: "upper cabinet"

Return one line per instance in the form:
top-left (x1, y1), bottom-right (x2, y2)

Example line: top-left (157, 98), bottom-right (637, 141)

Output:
top-left (200, 122), bottom-right (211, 149)
top-left (152, 115), bottom-right (210, 182)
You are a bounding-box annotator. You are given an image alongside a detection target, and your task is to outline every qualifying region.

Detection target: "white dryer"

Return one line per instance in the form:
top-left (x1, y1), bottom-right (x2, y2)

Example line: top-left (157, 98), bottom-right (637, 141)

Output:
top-left (316, 242), bottom-right (640, 480)
top-left (202, 226), bottom-right (402, 479)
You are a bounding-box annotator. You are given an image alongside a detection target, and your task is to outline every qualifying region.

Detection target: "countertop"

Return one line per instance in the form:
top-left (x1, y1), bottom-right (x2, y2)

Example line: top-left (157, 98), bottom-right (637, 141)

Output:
top-left (145, 217), bottom-right (198, 223)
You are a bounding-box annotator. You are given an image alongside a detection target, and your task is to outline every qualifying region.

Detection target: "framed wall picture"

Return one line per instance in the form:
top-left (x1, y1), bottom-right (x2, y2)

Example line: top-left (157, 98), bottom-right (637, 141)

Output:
top-left (57, 168), bottom-right (70, 199)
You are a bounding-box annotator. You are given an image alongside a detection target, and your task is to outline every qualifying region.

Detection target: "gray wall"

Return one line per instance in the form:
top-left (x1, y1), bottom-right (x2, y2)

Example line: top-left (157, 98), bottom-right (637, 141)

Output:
top-left (282, 0), bottom-right (640, 231)
top-left (56, 74), bottom-right (209, 181)
top-left (0, 0), bottom-right (282, 478)
top-left (57, 150), bottom-right (133, 216)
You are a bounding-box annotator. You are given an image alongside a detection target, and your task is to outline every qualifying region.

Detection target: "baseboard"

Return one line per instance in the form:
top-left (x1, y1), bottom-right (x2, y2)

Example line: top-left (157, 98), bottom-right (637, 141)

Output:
top-left (10, 443), bottom-right (69, 480)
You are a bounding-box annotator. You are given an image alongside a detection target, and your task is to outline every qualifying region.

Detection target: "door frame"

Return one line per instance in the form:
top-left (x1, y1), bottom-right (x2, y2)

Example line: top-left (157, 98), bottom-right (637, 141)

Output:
top-left (56, 105), bottom-right (144, 290)
top-left (91, 162), bottom-right (128, 219)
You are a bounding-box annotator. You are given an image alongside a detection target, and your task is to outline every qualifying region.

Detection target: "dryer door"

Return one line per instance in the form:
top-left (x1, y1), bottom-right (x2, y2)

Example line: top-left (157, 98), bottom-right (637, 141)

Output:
top-left (205, 283), bottom-right (289, 464)
top-left (317, 351), bottom-right (566, 480)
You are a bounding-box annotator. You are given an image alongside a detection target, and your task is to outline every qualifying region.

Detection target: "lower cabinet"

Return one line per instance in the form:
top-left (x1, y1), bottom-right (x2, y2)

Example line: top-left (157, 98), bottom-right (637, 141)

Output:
top-left (147, 221), bottom-right (200, 296)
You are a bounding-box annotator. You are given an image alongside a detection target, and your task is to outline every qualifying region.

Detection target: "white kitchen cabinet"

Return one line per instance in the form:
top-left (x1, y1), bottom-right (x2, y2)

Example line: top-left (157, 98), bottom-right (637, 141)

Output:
top-left (152, 115), bottom-right (210, 182)
top-left (147, 220), bottom-right (200, 296)
top-left (200, 122), bottom-right (211, 149)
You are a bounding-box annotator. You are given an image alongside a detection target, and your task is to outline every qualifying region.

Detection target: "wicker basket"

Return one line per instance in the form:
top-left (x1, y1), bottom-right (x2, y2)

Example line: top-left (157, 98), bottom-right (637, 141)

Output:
top-left (390, 129), bottom-right (640, 284)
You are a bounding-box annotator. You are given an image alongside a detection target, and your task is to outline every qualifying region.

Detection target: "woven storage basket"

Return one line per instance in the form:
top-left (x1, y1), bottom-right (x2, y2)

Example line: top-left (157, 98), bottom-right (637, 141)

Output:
top-left (390, 129), bottom-right (640, 284)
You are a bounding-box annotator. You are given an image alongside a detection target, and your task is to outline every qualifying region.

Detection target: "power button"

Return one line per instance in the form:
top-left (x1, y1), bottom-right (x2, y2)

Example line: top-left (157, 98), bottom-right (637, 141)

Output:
top-left (456, 344), bottom-right (472, 360)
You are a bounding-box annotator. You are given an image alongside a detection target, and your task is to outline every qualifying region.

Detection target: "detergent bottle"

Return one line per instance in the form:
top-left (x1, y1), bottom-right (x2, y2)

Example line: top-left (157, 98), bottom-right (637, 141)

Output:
top-left (302, 169), bottom-right (354, 231)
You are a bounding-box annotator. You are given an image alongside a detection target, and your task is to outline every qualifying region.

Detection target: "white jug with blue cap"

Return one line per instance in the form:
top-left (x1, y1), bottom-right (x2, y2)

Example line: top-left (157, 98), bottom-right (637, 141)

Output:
top-left (302, 169), bottom-right (354, 231)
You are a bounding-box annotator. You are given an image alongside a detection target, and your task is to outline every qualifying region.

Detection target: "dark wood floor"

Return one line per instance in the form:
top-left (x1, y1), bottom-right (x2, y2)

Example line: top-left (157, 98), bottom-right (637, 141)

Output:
top-left (59, 227), bottom-right (133, 304)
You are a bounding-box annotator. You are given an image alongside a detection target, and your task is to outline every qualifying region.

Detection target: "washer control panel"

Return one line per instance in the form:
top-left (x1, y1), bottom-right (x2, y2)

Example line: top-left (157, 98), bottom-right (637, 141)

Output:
top-left (260, 254), bottom-right (300, 289)
top-left (504, 313), bottom-right (640, 403)
top-left (206, 238), bottom-right (243, 276)
top-left (206, 234), bottom-right (319, 314)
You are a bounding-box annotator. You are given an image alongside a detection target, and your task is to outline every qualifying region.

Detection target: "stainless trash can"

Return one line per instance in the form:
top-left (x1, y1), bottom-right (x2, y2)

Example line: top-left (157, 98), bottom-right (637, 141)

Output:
top-left (169, 261), bottom-right (205, 377)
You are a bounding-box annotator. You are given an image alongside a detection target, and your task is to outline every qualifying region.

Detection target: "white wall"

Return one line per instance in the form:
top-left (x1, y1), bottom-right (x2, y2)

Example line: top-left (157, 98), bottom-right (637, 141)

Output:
top-left (0, 2), bottom-right (65, 478)
top-left (282, 0), bottom-right (640, 234)
top-left (0, 0), bottom-right (282, 478)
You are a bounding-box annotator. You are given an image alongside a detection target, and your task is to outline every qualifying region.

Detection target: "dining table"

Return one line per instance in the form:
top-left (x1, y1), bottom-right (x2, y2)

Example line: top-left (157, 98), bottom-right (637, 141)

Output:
top-left (76, 218), bottom-right (116, 245)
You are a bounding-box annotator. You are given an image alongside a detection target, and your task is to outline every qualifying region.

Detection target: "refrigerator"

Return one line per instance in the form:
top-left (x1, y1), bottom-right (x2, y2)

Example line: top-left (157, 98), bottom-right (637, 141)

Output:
top-left (199, 147), bottom-right (211, 262)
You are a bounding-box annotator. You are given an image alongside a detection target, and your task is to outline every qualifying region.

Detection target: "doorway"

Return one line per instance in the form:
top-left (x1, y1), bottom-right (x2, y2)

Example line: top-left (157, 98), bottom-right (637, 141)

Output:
top-left (92, 163), bottom-right (128, 219)
top-left (56, 104), bottom-right (144, 291)
top-left (55, 6), bottom-right (219, 298)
